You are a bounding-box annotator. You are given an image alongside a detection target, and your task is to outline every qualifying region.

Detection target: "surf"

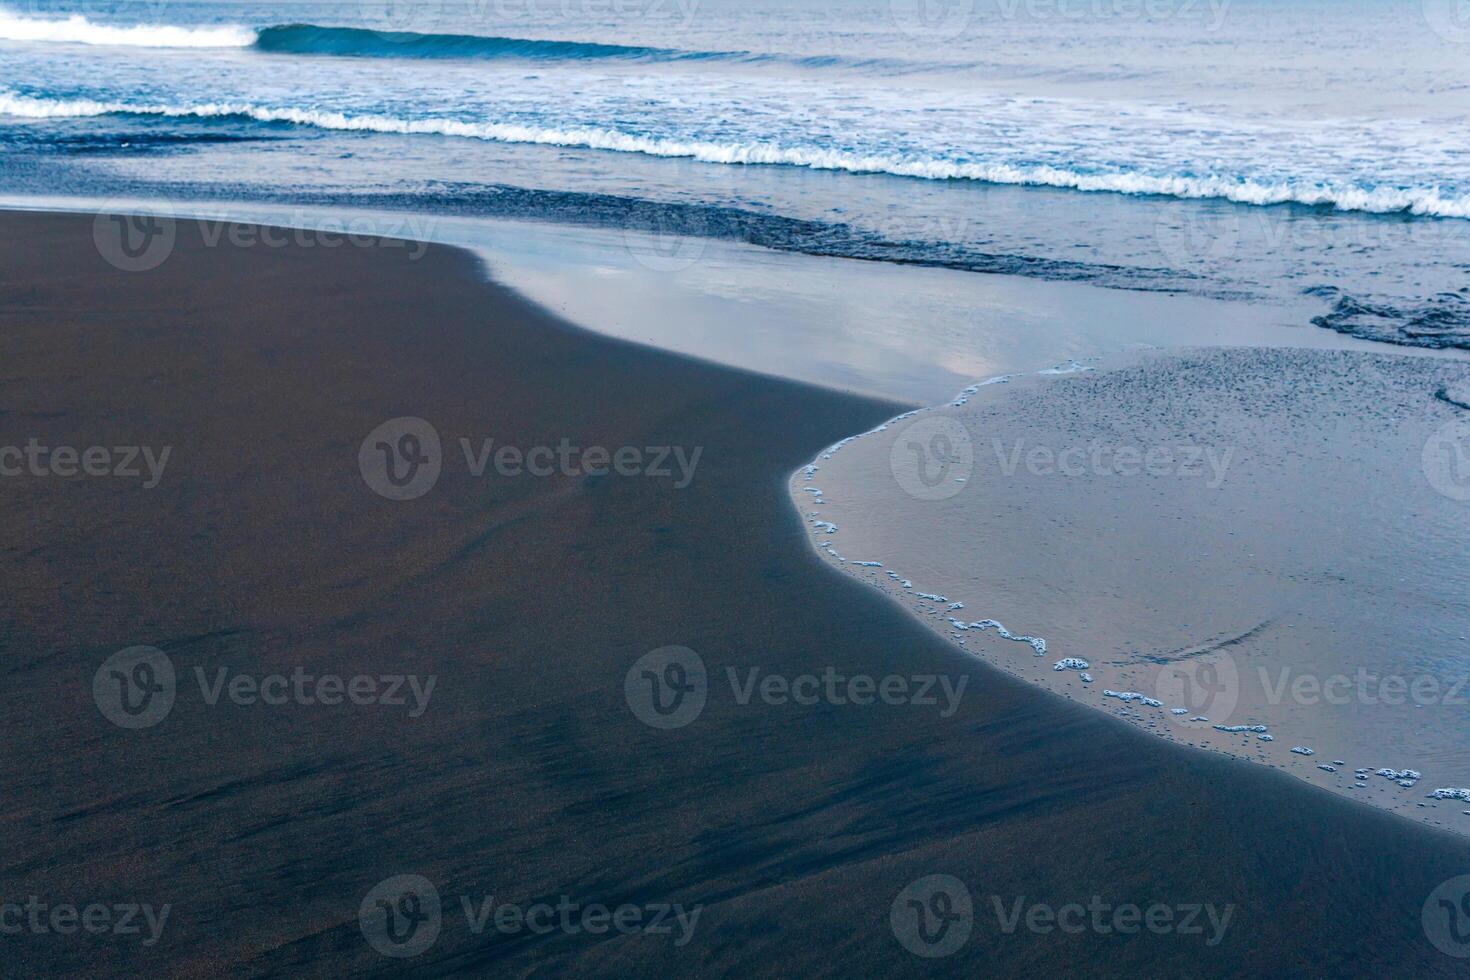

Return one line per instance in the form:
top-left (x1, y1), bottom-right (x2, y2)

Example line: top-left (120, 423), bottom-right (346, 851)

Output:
top-left (5, 90), bottom-right (1470, 221)
top-left (0, 8), bottom-right (933, 72)
top-left (0, 7), bottom-right (254, 48)
top-left (0, 7), bottom-right (728, 63)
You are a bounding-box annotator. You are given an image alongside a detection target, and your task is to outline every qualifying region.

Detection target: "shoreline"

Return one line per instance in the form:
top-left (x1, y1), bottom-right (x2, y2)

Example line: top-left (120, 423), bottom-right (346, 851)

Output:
top-left (790, 348), bottom-right (1470, 838)
top-left (3, 209), bottom-right (1468, 975)
top-left (3, 195), bottom-right (1468, 407)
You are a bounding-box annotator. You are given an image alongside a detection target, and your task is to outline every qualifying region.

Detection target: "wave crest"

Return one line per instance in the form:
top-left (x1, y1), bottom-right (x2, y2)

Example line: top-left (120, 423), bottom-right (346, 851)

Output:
top-left (0, 7), bottom-right (254, 48)
top-left (253, 23), bottom-right (683, 61)
top-left (4, 91), bottom-right (1469, 220)
top-left (0, 9), bottom-right (895, 69)
top-left (0, 8), bottom-right (722, 62)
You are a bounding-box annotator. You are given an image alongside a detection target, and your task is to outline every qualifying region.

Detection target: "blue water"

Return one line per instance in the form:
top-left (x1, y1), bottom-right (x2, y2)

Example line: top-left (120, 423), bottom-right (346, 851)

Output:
top-left (3, 0), bottom-right (1469, 345)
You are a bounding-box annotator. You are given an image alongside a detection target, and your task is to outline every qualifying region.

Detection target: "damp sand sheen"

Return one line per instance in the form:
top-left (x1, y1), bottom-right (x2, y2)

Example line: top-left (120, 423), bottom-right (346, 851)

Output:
top-left (791, 347), bottom-right (1470, 834)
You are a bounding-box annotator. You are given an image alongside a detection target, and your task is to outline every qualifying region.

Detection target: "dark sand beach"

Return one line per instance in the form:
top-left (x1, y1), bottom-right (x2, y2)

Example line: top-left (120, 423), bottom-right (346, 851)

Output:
top-left (3, 210), bottom-right (1469, 977)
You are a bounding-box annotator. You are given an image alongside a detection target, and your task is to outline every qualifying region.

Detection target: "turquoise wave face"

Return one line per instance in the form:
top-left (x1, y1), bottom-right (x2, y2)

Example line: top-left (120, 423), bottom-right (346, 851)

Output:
top-left (251, 23), bottom-right (689, 61)
top-left (247, 22), bottom-right (930, 70)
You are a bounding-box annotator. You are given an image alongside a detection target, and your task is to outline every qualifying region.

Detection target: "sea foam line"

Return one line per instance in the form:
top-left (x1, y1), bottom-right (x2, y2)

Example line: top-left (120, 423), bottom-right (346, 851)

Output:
top-left (0, 8), bottom-right (254, 48)
top-left (793, 365), bottom-right (1072, 668)
top-left (3, 89), bottom-right (1469, 219)
top-left (790, 358), bottom-right (1460, 811)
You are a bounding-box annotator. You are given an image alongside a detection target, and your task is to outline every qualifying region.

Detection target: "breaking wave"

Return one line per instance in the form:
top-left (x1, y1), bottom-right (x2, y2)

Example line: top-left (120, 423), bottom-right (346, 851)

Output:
top-left (0, 7), bottom-right (254, 48)
top-left (4, 90), bottom-right (1469, 219)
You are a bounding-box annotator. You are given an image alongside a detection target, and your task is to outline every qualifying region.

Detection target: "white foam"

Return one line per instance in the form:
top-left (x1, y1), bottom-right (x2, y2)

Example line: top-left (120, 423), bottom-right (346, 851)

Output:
top-left (0, 9), bottom-right (255, 48)
top-left (1375, 768), bottom-right (1421, 785)
top-left (964, 620), bottom-right (1046, 656)
top-left (8, 87), bottom-right (1469, 218)
top-left (1038, 359), bottom-right (1096, 375)
top-left (951, 375), bottom-right (1016, 406)
top-left (1103, 690), bottom-right (1163, 707)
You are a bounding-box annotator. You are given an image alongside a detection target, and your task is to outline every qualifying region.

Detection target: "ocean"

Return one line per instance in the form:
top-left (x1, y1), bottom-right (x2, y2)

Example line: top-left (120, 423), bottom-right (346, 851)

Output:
top-left (2, 0), bottom-right (1469, 350)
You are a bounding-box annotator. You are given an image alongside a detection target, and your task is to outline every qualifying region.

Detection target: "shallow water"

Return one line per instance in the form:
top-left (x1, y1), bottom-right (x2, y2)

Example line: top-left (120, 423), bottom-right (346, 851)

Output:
top-left (12, 192), bottom-right (1463, 406)
top-left (791, 348), bottom-right (1470, 834)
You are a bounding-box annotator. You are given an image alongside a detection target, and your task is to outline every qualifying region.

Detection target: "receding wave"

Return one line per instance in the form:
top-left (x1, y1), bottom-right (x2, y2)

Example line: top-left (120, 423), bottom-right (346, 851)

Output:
top-left (253, 23), bottom-right (691, 61)
top-left (1307, 286), bottom-right (1470, 351)
top-left (5, 91), bottom-right (1470, 220)
top-left (0, 8), bottom-right (254, 48)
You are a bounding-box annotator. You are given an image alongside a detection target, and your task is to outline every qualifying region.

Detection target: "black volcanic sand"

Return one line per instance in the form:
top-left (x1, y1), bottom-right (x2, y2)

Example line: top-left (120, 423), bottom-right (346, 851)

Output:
top-left (0, 210), bottom-right (1467, 977)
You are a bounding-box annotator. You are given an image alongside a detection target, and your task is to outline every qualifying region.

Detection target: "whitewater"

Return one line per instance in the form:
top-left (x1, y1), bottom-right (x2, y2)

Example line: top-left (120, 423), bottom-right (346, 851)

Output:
top-left (4, 87), bottom-right (1469, 219)
top-left (0, 7), bottom-right (254, 47)
top-left (2, 5), bottom-right (1470, 218)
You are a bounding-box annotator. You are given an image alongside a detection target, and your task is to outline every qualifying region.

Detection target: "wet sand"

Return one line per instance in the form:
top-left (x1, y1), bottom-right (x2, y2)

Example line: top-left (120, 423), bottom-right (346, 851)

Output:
top-left (793, 348), bottom-right (1470, 835)
top-left (2, 210), bottom-right (1468, 976)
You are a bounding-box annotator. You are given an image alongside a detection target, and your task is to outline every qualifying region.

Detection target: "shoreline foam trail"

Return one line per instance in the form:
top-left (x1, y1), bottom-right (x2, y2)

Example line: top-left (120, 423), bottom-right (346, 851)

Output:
top-left (791, 347), bottom-right (1470, 836)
